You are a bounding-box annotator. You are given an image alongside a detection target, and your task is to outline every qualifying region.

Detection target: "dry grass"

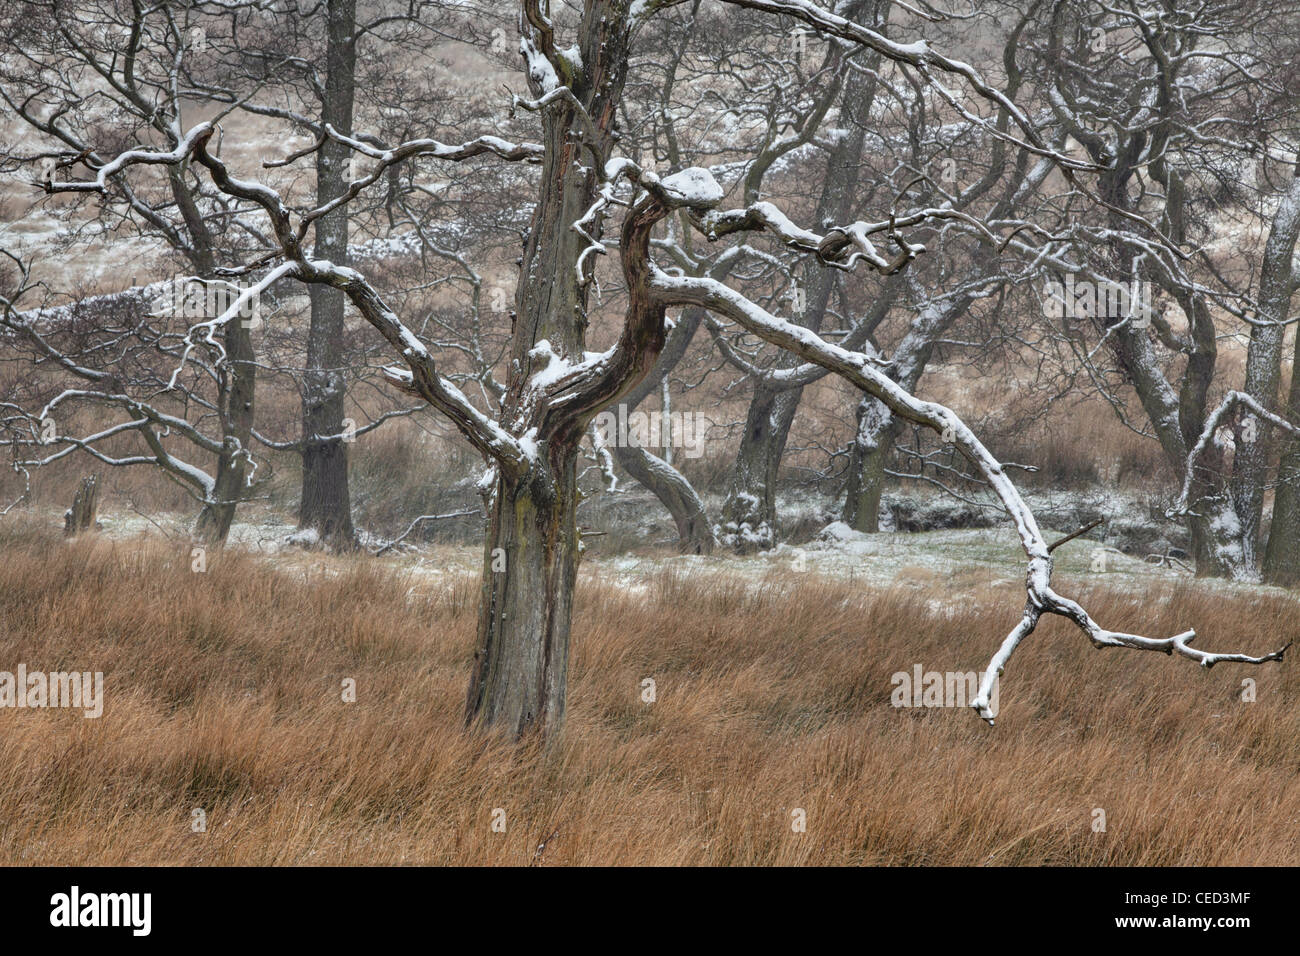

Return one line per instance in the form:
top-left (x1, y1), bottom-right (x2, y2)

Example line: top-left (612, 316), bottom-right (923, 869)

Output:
top-left (1, 525), bottom-right (1298, 866)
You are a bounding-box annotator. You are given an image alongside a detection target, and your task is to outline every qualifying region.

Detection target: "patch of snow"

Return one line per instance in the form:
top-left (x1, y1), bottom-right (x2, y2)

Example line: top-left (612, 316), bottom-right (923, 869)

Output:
top-left (659, 167), bottom-right (724, 207)
top-left (285, 527), bottom-right (320, 549)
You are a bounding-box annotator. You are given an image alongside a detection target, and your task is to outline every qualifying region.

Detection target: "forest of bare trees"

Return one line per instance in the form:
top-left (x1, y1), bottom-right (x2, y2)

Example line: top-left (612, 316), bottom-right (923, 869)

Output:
top-left (1, 0), bottom-right (1299, 878)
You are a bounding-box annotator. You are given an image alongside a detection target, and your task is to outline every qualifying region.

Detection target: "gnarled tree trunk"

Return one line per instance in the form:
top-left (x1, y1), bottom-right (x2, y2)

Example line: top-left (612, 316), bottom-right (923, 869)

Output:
top-left (718, 385), bottom-right (798, 550)
top-left (463, 0), bottom-right (637, 737)
top-left (466, 445), bottom-right (580, 735)
top-left (610, 305), bottom-right (715, 553)
top-left (614, 443), bottom-right (714, 553)
top-left (841, 395), bottom-right (899, 531)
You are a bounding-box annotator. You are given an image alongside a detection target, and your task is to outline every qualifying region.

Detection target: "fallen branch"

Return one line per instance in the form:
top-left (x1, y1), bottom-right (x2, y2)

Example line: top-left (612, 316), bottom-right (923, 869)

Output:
top-left (373, 510), bottom-right (480, 556)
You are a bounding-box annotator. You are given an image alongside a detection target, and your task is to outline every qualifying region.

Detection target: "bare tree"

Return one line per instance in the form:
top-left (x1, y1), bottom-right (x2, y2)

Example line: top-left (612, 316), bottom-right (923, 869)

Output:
top-left (23, 0), bottom-right (1290, 739)
top-left (0, 0), bottom-right (282, 543)
top-left (1021, 0), bottom-right (1300, 579)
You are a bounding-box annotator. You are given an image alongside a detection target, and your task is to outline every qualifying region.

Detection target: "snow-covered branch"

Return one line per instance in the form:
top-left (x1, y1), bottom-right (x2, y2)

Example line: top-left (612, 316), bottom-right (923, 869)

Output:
top-left (633, 164), bottom-right (1289, 722)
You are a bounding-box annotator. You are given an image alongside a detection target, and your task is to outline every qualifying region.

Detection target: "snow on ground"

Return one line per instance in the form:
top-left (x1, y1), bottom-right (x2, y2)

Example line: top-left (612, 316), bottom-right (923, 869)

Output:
top-left (589, 516), bottom-right (1224, 599)
top-left (29, 479), bottom-right (1298, 609)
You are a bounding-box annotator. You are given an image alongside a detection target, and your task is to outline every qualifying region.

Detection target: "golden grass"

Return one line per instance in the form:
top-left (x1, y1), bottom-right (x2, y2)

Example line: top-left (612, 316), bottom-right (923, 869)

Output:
top-left (0, 527), bottom-right (1298, 865)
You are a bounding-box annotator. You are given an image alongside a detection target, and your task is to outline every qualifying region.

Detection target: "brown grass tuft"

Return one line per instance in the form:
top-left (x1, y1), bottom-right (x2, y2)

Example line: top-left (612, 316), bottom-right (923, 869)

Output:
top-left (0, 529), bottom-right (1297, 865)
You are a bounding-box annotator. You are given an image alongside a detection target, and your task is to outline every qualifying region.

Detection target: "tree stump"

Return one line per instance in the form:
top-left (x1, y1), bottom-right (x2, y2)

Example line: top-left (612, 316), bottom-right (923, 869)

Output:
top-left (63, 475), bottom-right (99, 537)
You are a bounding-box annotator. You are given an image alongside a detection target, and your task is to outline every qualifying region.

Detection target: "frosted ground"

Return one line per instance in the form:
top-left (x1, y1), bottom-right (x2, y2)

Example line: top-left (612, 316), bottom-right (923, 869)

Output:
top-left (73, 482), bottom-right (1293, 606)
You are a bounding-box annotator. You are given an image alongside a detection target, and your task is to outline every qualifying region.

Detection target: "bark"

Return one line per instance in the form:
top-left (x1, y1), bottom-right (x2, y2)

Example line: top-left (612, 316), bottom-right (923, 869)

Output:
top-left (718, 385), bottom-right (797, 550)
top-left (63, 475), bottom-right (99, 536)
top-left (1105, 281), bottom-right (1243, 577)
top-left (1231, 319), bottom-right (1284, 572)
top-left (1265, 356), bottom-right (1300, 585)
top-left (466, 446), bottom-right (580, 736)
top-left (1258, 170), bottom-right (1300, 585)
top-left (298, 0), bottom-right (358, 550)
top-left (1182, 497), bottom-right (1245, 578)
top-left (1230, 169), bottom-right (1300, 576)
top-left (464, 0), bottom-right (637, 737)
top-left (610, 305), bottom-right (715, 553)
top-left (841, 394), bottom-right (901, 531)
top-left (613, 443), bottom-right (714, 553)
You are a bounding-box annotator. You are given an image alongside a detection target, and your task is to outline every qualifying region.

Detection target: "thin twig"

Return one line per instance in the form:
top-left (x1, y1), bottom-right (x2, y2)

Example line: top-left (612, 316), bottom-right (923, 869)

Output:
top-left (1047, 517), bottom-right (1104, 553)
top-left (532, 827), bottom-right (561, 865)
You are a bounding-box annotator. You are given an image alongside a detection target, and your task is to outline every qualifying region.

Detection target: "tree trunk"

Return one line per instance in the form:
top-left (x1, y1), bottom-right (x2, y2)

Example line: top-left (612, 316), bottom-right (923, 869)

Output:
top-left (195, 312), bottom-right (256, 545)
top-left (63, 475), bottom-right (99, 537)
top-left (169, 161), bottom-right (255, 548)
top-left (614, 443), bottom-right (714, 553)
top-left (718, 385), bottom-right (796, 551)
top-left (1187, 495), bottom-right (1251, 579)
top-left (463, 0), bottom-right (634, 737)
top-left (1098, 162), bottom-right (1233, 576)
top-left (841, 395), bottom-right (899, 531)
top-left (465, 438), bottom-right (581, 737)
top-left (609, 305), bottom-right (715, 552)
top-left (298, 0), bottom-right (358, 550)
top-left (1265, 354), bottom-right (1300, 585)
top-left (1232, 168), bottom-right (1300, 577)
top-left (1258, 169), bottom-right (1300, 585)
top-left (1229, 318), bottom-right (1284, 572)
top-left (838, 292), bottom-right (970, 530)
